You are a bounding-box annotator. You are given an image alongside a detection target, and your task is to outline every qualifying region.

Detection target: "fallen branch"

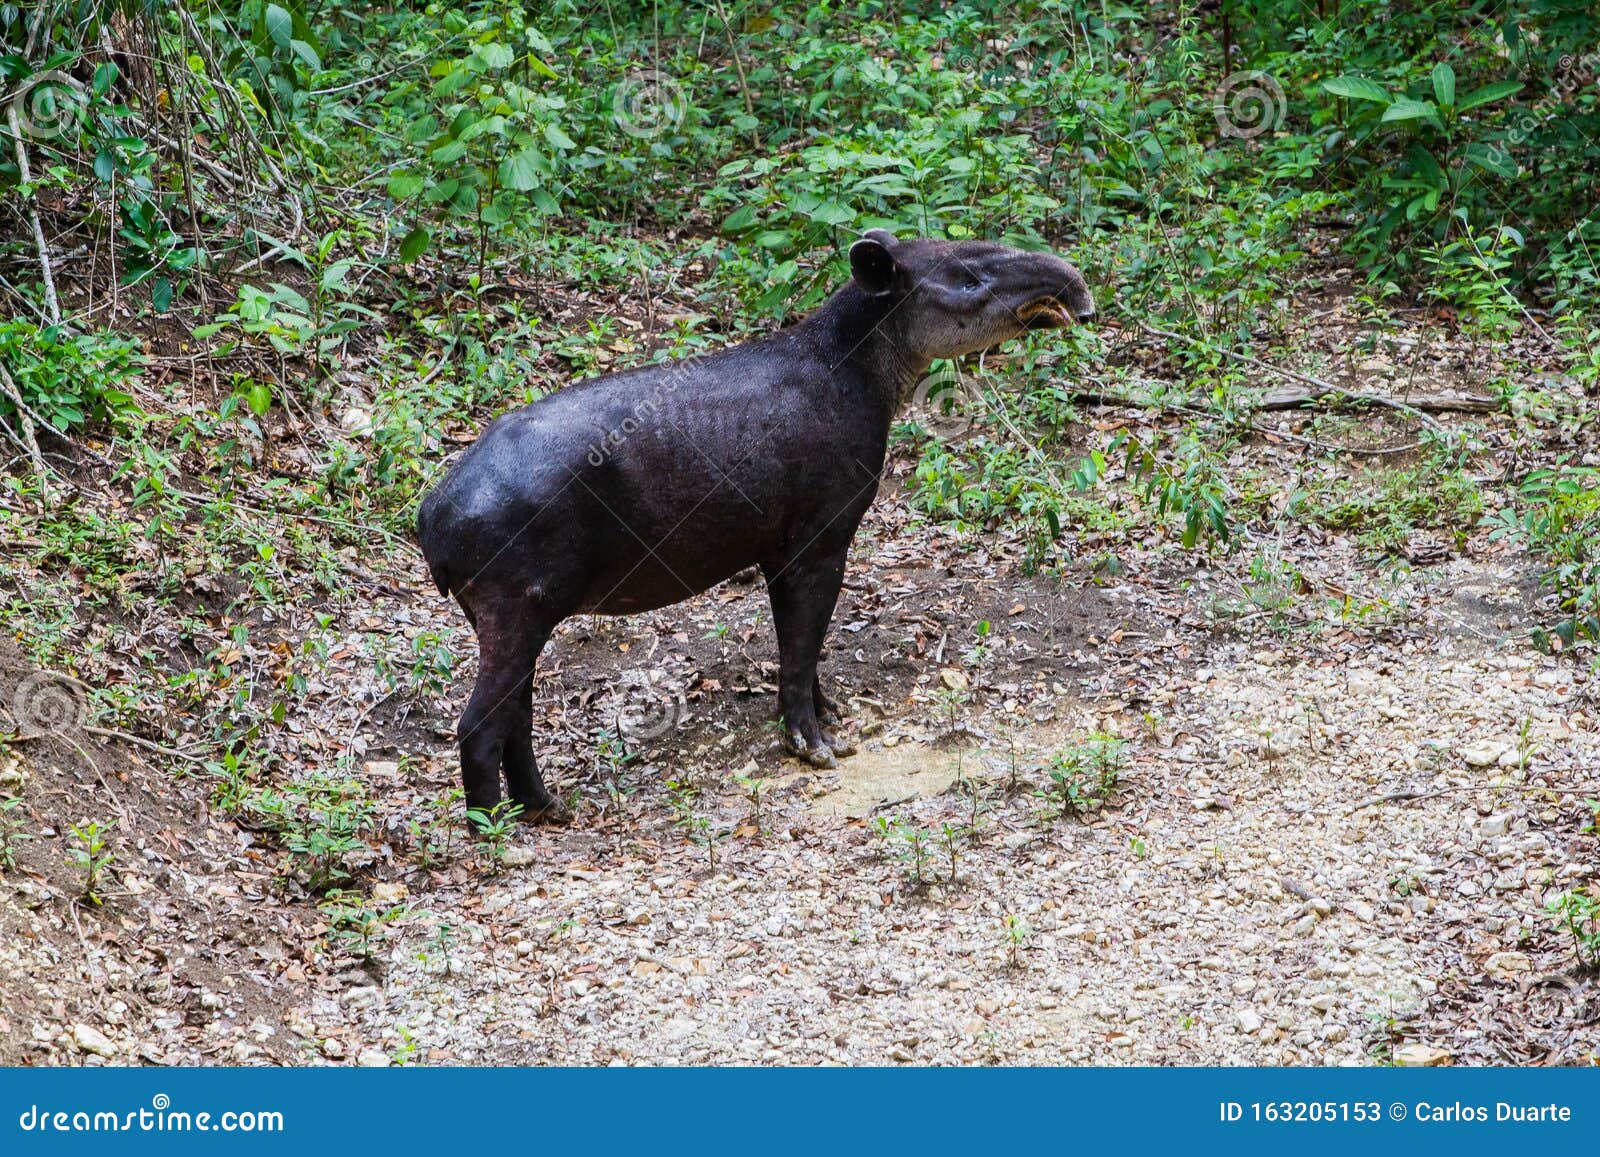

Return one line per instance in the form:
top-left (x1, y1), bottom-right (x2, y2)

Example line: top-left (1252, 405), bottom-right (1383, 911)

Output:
top-left (1137, 321), bottom-right (1501, 432)
top-left (82, 725), bottom-right (210, 766)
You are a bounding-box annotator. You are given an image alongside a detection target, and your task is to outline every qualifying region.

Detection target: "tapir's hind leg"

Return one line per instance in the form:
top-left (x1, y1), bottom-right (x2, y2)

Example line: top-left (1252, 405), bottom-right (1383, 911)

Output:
top-left (502, 640), bottom-right (571, 824)
top-left (457, 594), bottom-right (566, 822)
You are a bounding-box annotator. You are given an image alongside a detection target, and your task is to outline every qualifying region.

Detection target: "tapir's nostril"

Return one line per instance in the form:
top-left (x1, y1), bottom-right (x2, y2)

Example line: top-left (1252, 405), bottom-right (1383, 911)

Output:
top-left (1075, 306), bottom-right (1097, 322)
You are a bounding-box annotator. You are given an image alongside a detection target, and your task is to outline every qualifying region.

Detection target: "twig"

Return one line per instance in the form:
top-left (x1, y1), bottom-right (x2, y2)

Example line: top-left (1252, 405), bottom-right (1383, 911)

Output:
top-left (1349, 781), bottom-right (1600, 813)
top-left (82, 725), bottom-right (210, 766)
top-left (1136, 321), bottom-right (1499, 431)
top-left (0, 362), bottom-right (52, 501)
top-left (5, 103), bottom-right (61, 325)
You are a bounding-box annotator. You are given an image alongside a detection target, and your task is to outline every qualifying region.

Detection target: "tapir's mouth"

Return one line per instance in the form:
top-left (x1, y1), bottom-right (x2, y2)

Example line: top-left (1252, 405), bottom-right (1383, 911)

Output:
top-left (1017, 296), bottom-right (1076, 329)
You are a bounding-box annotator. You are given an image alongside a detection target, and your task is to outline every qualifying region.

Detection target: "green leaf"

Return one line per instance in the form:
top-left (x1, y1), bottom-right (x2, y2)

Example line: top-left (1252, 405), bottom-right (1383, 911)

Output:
top-left (387, 171), bottom-right (423, 200)
top-left (1322, 76), bottom-right (1391, 104)
top-left (239, 381), bottom-right (272, 416)
top-left (398, 227), bottom-right (430, 263)
top-left (722, 205), bottom-right (758, 233)
top-left (1463, 142), bottom-right (1517, 177)
top-left (91, 61), bottom-right (117, 98)
top-left (263, 4), bottom-right (293, 49)
top-left (152, 278), bottom-right (172, 313)
top-left (1431, 62), bottom-right (1455, 108)
top-left (1456, 80), bottom-right (1523, 112)
top-left (498, 146), bottom-right (543, 191)
top-left (543, 123), bottom-right (576, 150)
top-left (1381, 98), bottom-right (1439, 125)
top-left (93, 148), bottom-right (115, 182)
top-left (1406, 143), bottom-right (1446, 189)
top-left (290, 39), bottom-right (322, 71)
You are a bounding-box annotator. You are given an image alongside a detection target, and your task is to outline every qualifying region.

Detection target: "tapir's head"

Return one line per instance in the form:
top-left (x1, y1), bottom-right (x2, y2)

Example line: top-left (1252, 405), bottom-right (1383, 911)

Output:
top-left (848, 229), bottom-right (1096, 362)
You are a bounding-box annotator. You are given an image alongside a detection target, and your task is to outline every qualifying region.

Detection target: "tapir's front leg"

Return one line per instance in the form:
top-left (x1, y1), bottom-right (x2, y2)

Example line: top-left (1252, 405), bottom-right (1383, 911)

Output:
top-left (764, 544), bottom-right (851, 768)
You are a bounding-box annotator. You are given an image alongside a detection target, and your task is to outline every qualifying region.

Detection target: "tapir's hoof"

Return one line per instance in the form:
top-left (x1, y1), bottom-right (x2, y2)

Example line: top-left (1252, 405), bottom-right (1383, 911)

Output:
top-left (805, 744), bottom-right (838, 769)
top-left (820, 729), bottom-right (857, 757)
top-left (517, 798), bottom-right (574, 826)
top-left (784, 727), bottom-right (838, 769)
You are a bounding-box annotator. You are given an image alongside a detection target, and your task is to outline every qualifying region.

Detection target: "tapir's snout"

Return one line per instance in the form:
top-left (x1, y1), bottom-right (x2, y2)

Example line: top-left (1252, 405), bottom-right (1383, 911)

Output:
top-left (1005, 250), bottom-right (1096, 330)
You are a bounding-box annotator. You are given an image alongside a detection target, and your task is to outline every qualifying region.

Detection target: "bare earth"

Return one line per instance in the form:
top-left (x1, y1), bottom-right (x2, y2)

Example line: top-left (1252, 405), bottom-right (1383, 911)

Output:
top-left (2, 302), bottom-right (1597, 1066)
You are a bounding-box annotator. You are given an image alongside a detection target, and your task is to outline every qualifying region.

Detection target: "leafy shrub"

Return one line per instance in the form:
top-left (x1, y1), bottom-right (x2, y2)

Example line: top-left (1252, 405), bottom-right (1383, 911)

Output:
top-left (0, 322), bottom-right (141, 433)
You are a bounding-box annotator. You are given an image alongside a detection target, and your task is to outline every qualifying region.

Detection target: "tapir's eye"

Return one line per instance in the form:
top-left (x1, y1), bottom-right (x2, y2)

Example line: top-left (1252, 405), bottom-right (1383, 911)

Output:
top-left (958, 273), bottom-right (982, 291)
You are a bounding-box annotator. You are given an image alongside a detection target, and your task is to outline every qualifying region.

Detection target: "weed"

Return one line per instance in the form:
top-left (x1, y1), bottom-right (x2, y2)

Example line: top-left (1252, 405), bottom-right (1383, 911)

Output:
top-left (467, 801), bottom-right (524, 872)
top-left (0, 796), bottom-right (34, 870)
top-left (67, 819), bottom-right (115, 905)
top-left (1039, 732), bottom-right (1128, 819)
top-left (1545, 889), bottom-right (1600, 973)
top-left (1002, 913), bottom-right (1034, 968)
top-left (320, 889), bottom-right (411, 960)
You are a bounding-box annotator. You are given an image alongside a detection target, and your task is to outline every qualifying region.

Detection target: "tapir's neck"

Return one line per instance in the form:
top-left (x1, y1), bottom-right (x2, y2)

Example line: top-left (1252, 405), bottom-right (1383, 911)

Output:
top-left (795, 283), bottom-right (930, 417)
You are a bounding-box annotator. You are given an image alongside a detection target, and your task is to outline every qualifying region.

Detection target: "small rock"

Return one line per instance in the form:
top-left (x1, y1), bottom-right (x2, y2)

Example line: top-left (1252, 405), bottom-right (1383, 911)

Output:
top-left (1308, 897), bottom-right (1334, 917)
top-left (72, 1024), bottom-right (116, 1058)
top-left (356, 1049), bottom-right (391, 1067)
top-left (372, 881), bottom-right (409, 903)
top-left (1461, 742), bottom-right (1506, 768)
top-left (1478, 814), bottom-right (1510, 838)
top-left (1485, 951), bottom-right (1533, 980)
top-left (938, 668), bottom-right (968, 692)
top-left (340, 406), bottom-right (373, 435)
top-left (1393, 1043), bottom-right (1451, 1067)
top-left (1236, 1009), bottom-right (1263, 1034)
top-left (321, 1038), bottom-right (346, 1059)
top-left (501, 847), bottom-right (537, 868)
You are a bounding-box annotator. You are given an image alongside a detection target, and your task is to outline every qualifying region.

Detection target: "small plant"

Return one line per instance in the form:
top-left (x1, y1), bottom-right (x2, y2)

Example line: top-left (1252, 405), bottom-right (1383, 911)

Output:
top-left (67, 819), bottom-right (115, 905)
top-left (733, 770), bottom-right (769, 831)
top-left (1545, 889), bottom-right (1600, 973)
top-left (1039, 732), bottom-right (1128, 819)
top-left (666, 778), bottom-right (725, 870)
top-left (871, 814), bottom-right (935, 886)
top-left (410, 788), bottom-right (464, 868)
top-left (320, 890), bottom-right (411, 960)
top-left (1002, 913), bottom-right (1034, 968)
top-left (467, 800), bottom-right (524, 871)
top-left (0, 796), bottom-right (34, 870)
top-left (250, 775), bottom-right (374, 891)
top-left (939, 822), bottom-right (965, 883)
top-left (418, 922), bottom-right (458, 978)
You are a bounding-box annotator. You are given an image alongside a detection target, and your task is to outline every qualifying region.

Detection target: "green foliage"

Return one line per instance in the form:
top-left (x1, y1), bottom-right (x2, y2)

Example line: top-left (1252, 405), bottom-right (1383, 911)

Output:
top-left (319, 889), bottom-right (411, 960)
top-left (0, 795), bottom-right (33, 871)
top-left (1040, 732), bottom-right (1128, 819)
top-left (0, 322), bottom-right (140, 433)
top-left (1486, 466), bottom-right (1600, 651)
top-left (249, 774), bottom-right (373, 891)
top-left (67, 818), bottom-right (115, 905)
top-left (466, 800), bottom-right (523, 871)
top-left (1545, 889), bottom-right (1600, 973)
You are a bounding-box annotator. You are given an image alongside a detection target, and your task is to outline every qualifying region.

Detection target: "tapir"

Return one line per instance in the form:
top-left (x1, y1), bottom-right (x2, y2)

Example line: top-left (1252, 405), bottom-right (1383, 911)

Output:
top-left (418, 230), bottom-right (1096, 821)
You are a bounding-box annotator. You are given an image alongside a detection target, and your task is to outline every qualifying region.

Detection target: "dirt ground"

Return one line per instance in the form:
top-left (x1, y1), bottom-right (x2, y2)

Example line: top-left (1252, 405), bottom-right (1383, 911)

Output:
top-left (2, 299), bottom-right (1597, 1067)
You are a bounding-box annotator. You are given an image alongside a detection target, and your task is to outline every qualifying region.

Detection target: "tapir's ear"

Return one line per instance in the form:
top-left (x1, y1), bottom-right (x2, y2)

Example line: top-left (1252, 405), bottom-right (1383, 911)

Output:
top-left (849, 232), bottom-right (901, 297)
